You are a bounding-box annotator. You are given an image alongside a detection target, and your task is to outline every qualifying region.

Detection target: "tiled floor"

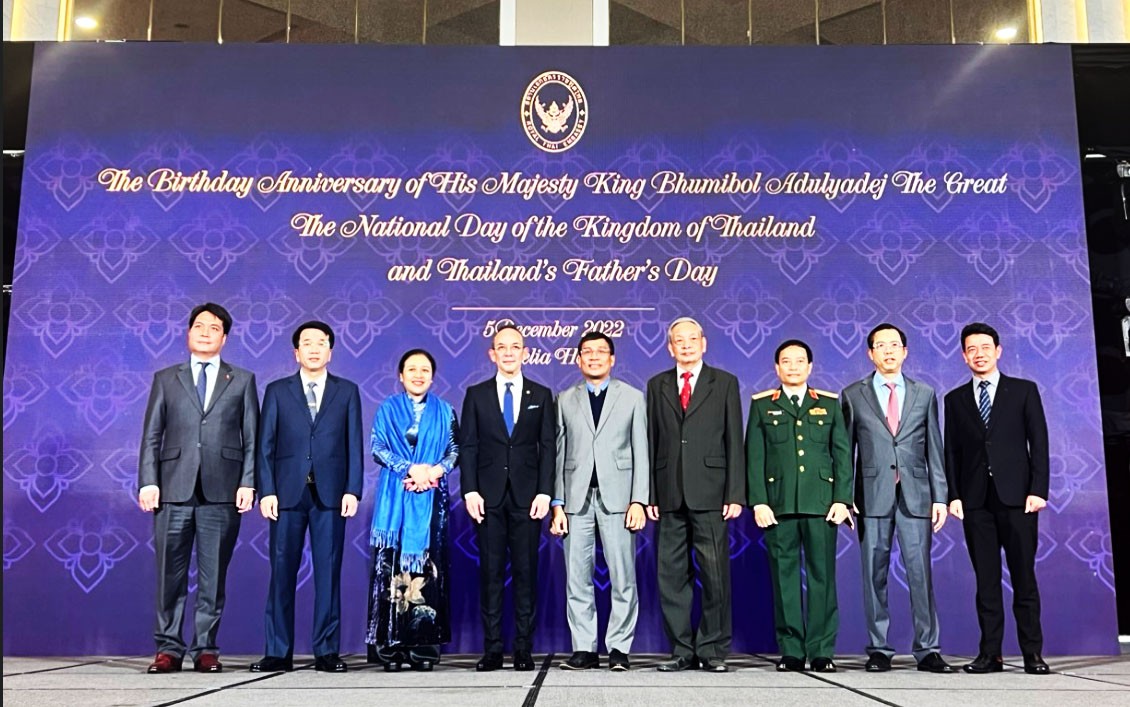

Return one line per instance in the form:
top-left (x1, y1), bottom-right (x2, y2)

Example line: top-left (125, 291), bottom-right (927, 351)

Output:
top-left (4, 653), bottom-right (1130, 706)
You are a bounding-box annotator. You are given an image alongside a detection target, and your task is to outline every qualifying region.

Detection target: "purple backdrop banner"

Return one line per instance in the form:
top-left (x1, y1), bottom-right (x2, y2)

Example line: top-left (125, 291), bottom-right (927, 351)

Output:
top-left (4, 43), bottom-right (1116, 656)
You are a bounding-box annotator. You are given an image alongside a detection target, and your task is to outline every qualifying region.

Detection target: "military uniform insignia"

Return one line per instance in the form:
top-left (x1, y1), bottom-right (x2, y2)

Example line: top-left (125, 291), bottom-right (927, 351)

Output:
top-left (767, 409), bottom-right (783, 416)
top-left (809, 407), bottom-right (828, 415)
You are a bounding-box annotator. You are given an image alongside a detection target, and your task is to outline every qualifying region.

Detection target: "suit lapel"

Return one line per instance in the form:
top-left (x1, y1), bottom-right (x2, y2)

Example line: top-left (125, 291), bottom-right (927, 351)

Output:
top-left (318, 375), bottom-right (341, 426)
top-left (288, 373), bottom-right (309, 421)
top-left (176, 363), bottom-right (203, 414)
top-left (684, 365), bottom-right (715, 418)
top-left (594, 379), bottom-right (620, 437)
top-left (986, 374), bottom-right (1009, 435)
top-left (771, 388), bottom-right (797, 419)
top-left (957, 380), bottom-right (985, 436)
top-left (206, 362), bottom-right (234, 414)
top-left (897, 377), bottom-right (924, 438)
top-left (661, 369), bottom-right (682, 417)
top-left (859, 376), bottom-right (888, 431)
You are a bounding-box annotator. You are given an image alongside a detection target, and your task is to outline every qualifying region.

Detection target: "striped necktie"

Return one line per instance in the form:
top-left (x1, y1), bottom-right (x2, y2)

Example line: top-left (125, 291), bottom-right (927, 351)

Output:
top-left (977, 380), bottom-right (991, 426)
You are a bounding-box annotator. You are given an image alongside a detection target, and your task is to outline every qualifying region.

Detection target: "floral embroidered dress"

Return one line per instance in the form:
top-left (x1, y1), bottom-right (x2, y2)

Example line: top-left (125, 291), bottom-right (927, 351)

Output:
top-left (366, 393), bottom-right (458, 667)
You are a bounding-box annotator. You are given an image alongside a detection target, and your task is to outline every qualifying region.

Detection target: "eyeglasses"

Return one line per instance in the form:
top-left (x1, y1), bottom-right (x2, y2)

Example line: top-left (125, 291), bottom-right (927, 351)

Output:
top-left (872, 342), bottom-right (904, 351)
top-left (579, 347), bottom-right (611, 357)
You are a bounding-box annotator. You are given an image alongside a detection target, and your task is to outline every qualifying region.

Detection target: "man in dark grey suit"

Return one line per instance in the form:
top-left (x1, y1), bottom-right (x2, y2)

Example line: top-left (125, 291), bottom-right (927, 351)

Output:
top-left (841, 323), bottom-right (952, 674)
top-left (550, 331), bottom-right (649, 672)
top-left (138, 303), bottom-right (259, 674)
top-left (646, 317), bottom-right (745, 673)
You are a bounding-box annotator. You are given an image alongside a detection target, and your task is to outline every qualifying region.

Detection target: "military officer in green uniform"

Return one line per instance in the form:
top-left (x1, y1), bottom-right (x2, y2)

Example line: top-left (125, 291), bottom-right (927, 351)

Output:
top-left (747, 339), bottom-right (852, 673)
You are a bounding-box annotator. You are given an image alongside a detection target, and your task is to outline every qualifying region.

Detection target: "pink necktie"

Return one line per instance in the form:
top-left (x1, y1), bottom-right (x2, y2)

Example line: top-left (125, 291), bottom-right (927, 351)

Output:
top-left (885, 382), bottom-right (899, 434)
top-left (886, 382), bottom-right (900, 483)
top-left (680, 371), bottom-right (692, 411)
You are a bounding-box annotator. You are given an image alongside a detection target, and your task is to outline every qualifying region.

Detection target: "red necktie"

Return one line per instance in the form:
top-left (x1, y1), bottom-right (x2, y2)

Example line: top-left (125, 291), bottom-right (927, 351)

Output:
top-left (680, 371), bottom-right (693, 411)
top-left (885, 382), bottom-right (899, 434)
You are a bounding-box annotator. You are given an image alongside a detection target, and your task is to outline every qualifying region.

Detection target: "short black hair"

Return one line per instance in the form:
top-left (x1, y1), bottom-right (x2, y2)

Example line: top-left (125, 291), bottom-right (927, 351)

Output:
top-left (960, 322), bottom-right (1000, 349)
top-left (775, 339), bottom-right (812, 363)
top-left (867, 322), bottom-right (907, 349)
top-left (577, 330), bottom-right (615, 356)
top-left (399, 348), bottom-right (437, 374)
top-left (292, 321), bottom-right (335, 349)
top-left (188, 303), bottom-right (232, 335)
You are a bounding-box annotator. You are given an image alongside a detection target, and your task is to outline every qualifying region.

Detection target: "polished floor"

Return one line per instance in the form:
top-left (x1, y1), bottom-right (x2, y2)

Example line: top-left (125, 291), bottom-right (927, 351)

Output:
top-left (4, 653), bottom-right (1130, 706)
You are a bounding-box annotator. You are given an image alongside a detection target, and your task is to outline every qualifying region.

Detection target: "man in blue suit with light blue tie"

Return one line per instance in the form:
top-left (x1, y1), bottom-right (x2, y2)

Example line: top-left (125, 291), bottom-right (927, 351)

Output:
top-left (251, 321), bottom-right (363, 674)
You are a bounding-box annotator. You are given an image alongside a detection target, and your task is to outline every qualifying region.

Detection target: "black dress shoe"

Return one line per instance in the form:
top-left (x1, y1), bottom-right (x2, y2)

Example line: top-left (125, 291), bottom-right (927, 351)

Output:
top-left (476, 653), bottom-right (504, 672)
top-left (776, 655), bottom-right (805, 672)
top-left (513, 650), bottom-right (535, 671)
top-left (657, 655), bottom-right (699, 672)
top-left (412, 660), bottom-right (433, 672)
top-left (963, 654), bottom-right (1003, 674)
top-left (560, 651), bottom-right (599, 670)
top-left (1023, 653), bottom-right (1050, 675)
top-left (383, 661), bottom-right (402, 672)
top-left (865, 653), bottom-right (891, 672)
top-left (917, 652), bottom-right (954, 673)
top-left (250, 656), bottom-right (293, 673)
top-left (608, 649), bottom-right (630, 671)
top-left (314, 654), bottom-right (347, 672)
top-left (811, 657), bottom-right (836, 673)
top-left (699, 658), bottom-right (729, 673)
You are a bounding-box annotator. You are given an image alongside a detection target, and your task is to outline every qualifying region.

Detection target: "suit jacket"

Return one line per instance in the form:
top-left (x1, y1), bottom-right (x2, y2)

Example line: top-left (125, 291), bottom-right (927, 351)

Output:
top-left (256, 372), bottom-right (364, 508)
top-left (460, 376), bottom-right (555, 508)
top-left (842, 374), bottom-right (946, 518)
top-left (138, 360), bottom-right (258, 503)
top-left (646, 363), bottom-right (746, 512)
top-left (746, 387), bottom-right (852, 515)
top-left (943, 373), bottom-right (1049, 509)
top-left (554, 378), bottom-right (650, 514)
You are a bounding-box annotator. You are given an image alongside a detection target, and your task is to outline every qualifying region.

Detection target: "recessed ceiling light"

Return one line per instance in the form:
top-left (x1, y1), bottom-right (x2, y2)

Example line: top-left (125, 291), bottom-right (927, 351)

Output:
top-left (75, 16), bottom-right (98, 30)
top-left (994, 26), bottom-right (1018, 41)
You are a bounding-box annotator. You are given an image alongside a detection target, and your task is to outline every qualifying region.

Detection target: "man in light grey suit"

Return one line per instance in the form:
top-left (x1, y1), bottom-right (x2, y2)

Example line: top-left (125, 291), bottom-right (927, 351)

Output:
top-left (841, 323), bottom-right (953, 674)
top-left (550, 331), bottom-right (649, 672)
top-left (138, 303), bottom-right (259, 674)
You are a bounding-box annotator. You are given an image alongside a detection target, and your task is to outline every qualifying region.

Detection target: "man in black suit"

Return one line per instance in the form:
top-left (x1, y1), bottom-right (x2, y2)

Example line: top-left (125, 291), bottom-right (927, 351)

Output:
top-left (138, 303), bottom-right (258, 674)
top-left (944, 322), bottom-right (1050, 675)
top-left (460, 324), bottom-right (555, 672)
top-left (251, 321), bottom-right (363, 674)
top-left (646, 317), bottom-right (745, 673)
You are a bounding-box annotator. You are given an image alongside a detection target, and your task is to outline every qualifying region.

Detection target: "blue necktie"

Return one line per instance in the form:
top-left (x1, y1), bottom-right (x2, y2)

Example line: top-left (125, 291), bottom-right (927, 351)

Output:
top-left (978, 380), bottom-right (991, 426)
top-left (503, 382), bottom-right (515, 436)
top-left (306, 381), bottom-right (318, 421)
top-left (196, 361), bottom-right (209, 408)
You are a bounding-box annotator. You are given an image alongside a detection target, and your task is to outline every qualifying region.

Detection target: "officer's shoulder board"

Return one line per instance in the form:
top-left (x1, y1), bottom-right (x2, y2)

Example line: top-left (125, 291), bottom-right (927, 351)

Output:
top-left (752, 389), bottom-right (776, 400)
top-left (812, 388), bottom-right (839, 399)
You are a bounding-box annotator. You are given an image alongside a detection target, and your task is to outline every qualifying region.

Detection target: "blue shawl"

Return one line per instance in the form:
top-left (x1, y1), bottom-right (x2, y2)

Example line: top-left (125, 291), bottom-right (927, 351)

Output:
top-left (369, 392), bottom-right (453, 572)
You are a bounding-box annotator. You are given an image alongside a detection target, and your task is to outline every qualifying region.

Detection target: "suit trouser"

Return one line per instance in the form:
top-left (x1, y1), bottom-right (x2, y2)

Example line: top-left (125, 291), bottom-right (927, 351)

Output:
top-left (858, 486), bottom-right (940, 661)
top-left (765, 514), bottom-right (839, 660)
top-left (264, 483), bottom-right (347, 659)
top-left (563, 487), bottom-right (639, 653)
top-left (477, 488), bottom-right (541, 653)
top-left (657, 507), bottom-right (732, 660)
top-left (963, 482), bottom-right (1043, 655)
top-left (153, 501), bottom-right (240, 659)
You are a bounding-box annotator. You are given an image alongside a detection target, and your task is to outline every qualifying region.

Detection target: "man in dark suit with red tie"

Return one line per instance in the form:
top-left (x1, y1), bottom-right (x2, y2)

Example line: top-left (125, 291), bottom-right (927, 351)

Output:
top-left (646, 317), bottom-right (745, 673)
top-left (138, 303), bottom-right (259, 674)
top-left (944, 322), bottom-right (1050, 675)
top-left (459, 324), bottom-right (556, 672)
top-left (251, 321), bottom-right (363, 674)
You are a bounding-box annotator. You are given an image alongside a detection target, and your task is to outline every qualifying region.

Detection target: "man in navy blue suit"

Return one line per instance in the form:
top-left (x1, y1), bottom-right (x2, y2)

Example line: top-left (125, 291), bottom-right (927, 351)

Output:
top-left (251, 321), bottom-right (363, 673)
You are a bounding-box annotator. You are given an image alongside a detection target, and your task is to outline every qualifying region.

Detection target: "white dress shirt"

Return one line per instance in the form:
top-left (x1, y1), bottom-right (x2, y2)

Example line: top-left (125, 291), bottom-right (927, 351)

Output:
top-left (496, 371), bottom-right (524, 424)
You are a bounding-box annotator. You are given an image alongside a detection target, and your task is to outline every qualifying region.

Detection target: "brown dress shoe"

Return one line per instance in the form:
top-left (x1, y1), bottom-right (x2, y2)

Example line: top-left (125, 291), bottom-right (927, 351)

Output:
top-left (193, 654), bottom-right (223, 673)
top-left (147, 653), bottom-right (183, 674)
